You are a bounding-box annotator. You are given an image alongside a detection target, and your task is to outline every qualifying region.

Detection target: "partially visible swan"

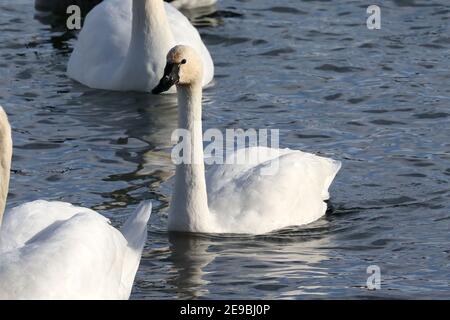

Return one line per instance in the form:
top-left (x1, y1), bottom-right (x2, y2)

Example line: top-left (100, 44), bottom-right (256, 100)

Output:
top-left (35, 0), bottom-right (216, 14)
top-left (67, 0), bottom-right (214, 92)
top-left (152, 46), bottom-right (342, 234)
top-left (0, 107), bottom-right (152, 300)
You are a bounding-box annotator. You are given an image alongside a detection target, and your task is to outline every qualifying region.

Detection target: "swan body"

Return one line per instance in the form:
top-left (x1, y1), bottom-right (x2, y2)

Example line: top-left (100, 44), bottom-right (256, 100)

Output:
top-left (0, 107), bottom-right (152, 299)
top-left (67, 0), bottom-right (214, 92)
top-left (204, 147), bottom-right (341, 234)
top-left (152, 46), bottom-right (341, 235)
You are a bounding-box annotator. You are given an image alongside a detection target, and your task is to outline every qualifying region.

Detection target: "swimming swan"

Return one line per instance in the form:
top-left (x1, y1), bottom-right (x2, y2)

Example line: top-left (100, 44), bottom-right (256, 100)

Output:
top-left (152, 45), bottom-right (342, 234)
top-left (0, 107), bottom-right (152, 299)
top-left (67, 0), bottom-right (214, 92)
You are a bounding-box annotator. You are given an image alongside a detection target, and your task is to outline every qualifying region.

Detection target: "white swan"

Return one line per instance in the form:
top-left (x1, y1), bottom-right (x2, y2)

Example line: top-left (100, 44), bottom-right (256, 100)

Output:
top-left (152, 46), bottom-right (342, 235)
top-left (0, 107), bottom-right (152, 300)
top-left (36, 0), bottom-right (216, 14)
top-left (67, 0), bottom-right (214, 92)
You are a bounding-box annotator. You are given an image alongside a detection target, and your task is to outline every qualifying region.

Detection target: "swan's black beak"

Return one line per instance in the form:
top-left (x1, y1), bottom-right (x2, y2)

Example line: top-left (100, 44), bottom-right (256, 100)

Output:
top-left (152, 62), bottom-right (180, 94)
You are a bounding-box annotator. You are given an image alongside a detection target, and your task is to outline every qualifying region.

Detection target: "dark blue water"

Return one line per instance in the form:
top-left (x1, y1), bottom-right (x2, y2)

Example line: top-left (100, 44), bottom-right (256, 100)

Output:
top-left (0, 0), bottom-right (449, 299)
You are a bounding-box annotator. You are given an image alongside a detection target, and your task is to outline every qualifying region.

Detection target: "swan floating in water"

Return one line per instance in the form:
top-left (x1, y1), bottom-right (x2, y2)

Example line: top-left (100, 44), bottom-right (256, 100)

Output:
top-left (152, 45), bottom-right (342, 234)
top-left (0, 107), bottom-right (152, 299)
top-left (67, 0), bottom-right (214, 92)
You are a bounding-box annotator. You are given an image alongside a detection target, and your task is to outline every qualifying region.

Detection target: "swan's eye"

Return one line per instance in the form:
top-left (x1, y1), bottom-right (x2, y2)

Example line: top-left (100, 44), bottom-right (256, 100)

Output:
top-left (181, 59), bottom-right (187, 65)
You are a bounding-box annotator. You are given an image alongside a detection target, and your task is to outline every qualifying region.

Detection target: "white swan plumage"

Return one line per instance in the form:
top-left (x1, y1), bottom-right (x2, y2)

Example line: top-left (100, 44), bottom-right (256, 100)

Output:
top-left (0, 107), bottom-right (152, 299)
top-left (152, 45), bottom-right (341, 235)
top-left (67, 0), bottom-right (214, 92)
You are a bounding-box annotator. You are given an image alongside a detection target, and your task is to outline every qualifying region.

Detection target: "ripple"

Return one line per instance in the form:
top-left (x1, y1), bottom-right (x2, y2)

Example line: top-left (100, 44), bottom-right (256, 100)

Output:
top-left (254, 284), bottom-right (289, 291)
top-left (16, 142), bottom-right (62, 150)
top-left (397, 173), bottom-right (427, 178)
top-left (370, 119), bottom-right (406, 125)
top-left (347, 97), bottom-right (369, 104)
top-left (295, 134), bottom-right (332, 139)
top-left (324, 93), bottom-right (342, 101)
top-left (202, 33), bottom-right (250, 46)
top-left (259, 47), bottom-right (296, 56)
top-left (414, 112), bottom-right (449, 119)
top-left (420, 43), bottom-right (446, 49)
top-left (266, 7), bottom-right (307, 15)
top-left (359, 42), bottom-right (378, 49)
top-left (315, 64), bottom-right (364, 73)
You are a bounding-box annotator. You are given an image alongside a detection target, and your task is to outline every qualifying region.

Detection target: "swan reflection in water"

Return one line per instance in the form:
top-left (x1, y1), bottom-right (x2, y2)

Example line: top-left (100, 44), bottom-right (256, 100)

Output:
top-left (134, 219), bottom-right (333, 299)
top-left (167, 233), bottom-right (213, 298)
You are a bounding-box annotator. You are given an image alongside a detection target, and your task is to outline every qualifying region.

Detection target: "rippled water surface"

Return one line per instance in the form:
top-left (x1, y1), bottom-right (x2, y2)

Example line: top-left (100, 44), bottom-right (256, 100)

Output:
top-left (1, 0), bottom-right (449, 299)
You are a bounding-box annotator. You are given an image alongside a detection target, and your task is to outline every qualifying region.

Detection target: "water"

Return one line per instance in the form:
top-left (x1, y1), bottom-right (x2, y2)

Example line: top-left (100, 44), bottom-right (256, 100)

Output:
top-left (1, 0), bottom-right (449, 299)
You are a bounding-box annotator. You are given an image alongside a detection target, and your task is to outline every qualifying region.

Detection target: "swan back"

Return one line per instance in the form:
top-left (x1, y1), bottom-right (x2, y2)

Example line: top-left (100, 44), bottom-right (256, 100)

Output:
top-left (0, 201), bottom-right (152, 299)
top-left (0, 107), bottom-right (12, 229)
top-left (0, 207), bottom-right (127, 299)
top-left (67, 0), bottom-right (132, 90)
top-left (206, 147), bottom-right (341, 234)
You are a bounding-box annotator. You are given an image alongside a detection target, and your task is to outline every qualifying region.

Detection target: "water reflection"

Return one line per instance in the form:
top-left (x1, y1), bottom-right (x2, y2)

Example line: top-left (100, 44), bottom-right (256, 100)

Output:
top-left (63, 89), bottom-right (179, 211)
top-left (167, 233), bottom-right (214, 299)
top-left (141, 219), bottom-right (335, 300)
top-left (182, 6), bottom-right (243, 28)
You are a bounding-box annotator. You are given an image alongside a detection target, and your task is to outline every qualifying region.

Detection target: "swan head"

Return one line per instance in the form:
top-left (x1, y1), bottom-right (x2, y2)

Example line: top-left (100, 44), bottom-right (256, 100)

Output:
top-left (152, 45), bottom-right (203, 94)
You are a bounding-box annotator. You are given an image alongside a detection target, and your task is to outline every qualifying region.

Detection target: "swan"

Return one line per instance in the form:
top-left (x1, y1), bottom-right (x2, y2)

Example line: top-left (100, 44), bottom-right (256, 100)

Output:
top-left (36, 0), bottom-right (216, 14)
top-left (152, 45), bottom-right (342, 234)
top-left (67, 0), bottom-right (214, 92)
top-left (0, 107), bottom-right (152, 300)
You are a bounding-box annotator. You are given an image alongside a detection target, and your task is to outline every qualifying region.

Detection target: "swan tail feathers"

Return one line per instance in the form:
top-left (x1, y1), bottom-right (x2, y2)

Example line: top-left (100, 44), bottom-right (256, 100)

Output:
top-left (119, 201), bottom-right (152, 298)
top-left (321, 159), bottom-right (342, 201)
top-left (121, 201), bottom-right (152, 252)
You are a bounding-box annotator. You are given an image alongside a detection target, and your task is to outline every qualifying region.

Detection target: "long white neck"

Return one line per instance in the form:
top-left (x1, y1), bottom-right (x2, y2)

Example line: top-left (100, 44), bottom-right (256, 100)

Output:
top-left (130, 0), bottom-right (174, 46)
top-left (169, 83), bottom-right (210, 232)
top-left (0, 108), bottom-right (12, 230)
top-left (121, 0), bottom-right (175, 89)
